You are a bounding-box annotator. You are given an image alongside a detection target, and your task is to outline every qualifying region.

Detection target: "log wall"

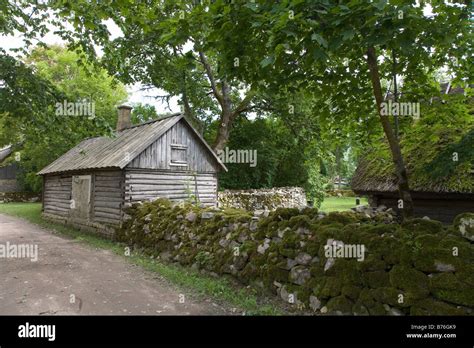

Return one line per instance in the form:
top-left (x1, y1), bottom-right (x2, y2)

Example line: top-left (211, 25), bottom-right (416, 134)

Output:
top-left (92, 170), bottom-right (123, 225)
top-left (43, 170), bottom-right (124, 227)
top-left (371, 194), bottom-right (474, 223)
top-left (124, 169), bottom-right (217, 207)
top-left (43, 175), bottom-right (72, 217)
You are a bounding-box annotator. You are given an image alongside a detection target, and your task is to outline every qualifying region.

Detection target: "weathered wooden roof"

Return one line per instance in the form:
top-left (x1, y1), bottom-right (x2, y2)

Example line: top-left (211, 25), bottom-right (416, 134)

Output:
top-left (38, 114), bottom-right (226, 175)
top-left (0, 145), bottom-right (12, 163)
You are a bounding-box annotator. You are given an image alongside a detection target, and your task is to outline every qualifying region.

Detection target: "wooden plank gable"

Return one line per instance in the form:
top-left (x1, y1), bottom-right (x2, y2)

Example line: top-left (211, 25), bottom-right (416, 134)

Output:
top-left (127, 118), bottom-right (220, 173)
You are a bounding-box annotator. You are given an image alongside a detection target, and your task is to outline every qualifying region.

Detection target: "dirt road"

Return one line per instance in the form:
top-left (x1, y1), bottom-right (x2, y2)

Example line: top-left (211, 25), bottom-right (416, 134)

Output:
top-left (0, 213), bottom-right (230, 315)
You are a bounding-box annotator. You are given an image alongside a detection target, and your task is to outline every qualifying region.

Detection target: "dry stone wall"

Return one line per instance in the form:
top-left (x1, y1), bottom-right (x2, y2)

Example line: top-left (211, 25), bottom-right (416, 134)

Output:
top-left (0, 192), bottom-right (40, 203)
top-left (118, 199), bottom-right (474, 315)
top-left (218, 187), bottom-right (307, 211)
top-left (325, 189), bottom-right (356, 197)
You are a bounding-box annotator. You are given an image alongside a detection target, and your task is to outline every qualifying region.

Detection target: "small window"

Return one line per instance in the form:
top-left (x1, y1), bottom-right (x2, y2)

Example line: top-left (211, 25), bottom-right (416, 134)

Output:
top-left (170, 144), bottom-right (188, 167)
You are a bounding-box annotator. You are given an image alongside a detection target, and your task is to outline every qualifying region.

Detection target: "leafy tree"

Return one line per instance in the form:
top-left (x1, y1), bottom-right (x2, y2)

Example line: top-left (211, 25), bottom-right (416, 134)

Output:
top-left (201, 0), bottom-right (472, 218)
top-left (0, 52), bottom-right (63, 144)
top-left (1, 45), bottom-right (127, 191)
top-left (214, 87), bottom-right (339, 206)
top-left (48, 1), bottom-right (268, 151)
top-left (131, 103), bottom-right (159, 124)
top-left (0, 0), bottom-right (49, 48)
top-left (214, 117), bottom-right (279, 190)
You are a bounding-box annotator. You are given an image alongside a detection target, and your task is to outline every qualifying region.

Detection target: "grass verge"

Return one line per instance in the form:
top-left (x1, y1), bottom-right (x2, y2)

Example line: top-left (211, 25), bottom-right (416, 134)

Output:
top-left (0, 203), bottom-right (282, 315)
top-left (320, 196), bottom-right (367, 212)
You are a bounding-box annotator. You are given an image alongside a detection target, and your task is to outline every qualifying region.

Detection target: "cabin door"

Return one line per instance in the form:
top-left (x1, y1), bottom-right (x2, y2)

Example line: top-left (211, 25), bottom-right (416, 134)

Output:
top-left (70, 175), bottom-right (91, 220)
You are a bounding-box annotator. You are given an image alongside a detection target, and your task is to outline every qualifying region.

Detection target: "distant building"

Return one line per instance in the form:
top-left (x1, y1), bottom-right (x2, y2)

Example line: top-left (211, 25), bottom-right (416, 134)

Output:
top-left (0, 146), bottom-right (20, 193)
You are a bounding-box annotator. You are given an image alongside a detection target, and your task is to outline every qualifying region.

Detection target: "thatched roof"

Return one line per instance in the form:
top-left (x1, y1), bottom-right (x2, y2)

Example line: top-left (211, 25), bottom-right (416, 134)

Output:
top-left (351, 94), bottom-right (473, 195)
top-left (352, 152), bottom-right (473, 195)
top-left (351, 157), bottom-right (473, 194)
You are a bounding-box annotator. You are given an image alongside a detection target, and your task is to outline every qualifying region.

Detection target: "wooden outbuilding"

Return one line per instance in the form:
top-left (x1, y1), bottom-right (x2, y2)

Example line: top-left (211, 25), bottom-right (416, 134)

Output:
top-left (351, 166), bottom-right (473, 224)
top-left (351, 83), bottom-right (473, 223)
top-left (0, 145), bottom-right (20, 193)
top-left (38, 106), bottom-right (227, 236)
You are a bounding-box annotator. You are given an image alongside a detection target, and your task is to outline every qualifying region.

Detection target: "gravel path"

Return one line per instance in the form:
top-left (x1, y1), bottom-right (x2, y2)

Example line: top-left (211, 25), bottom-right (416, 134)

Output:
top-left (0, 213), bottom-right (230, 315)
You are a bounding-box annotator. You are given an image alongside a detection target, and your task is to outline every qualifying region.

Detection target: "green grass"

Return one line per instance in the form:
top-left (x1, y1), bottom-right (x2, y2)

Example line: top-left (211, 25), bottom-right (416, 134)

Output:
top-left (0, 202), bottom-right (43, 222)
top-left (320, 196), bottom-right (367, 212)
top-left (0, 202), bottom-right (282, 315)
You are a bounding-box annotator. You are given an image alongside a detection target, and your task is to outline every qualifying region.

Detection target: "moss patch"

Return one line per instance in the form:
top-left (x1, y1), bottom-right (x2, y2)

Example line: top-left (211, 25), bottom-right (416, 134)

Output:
top-left (389, 265), bottom-right (430, 300)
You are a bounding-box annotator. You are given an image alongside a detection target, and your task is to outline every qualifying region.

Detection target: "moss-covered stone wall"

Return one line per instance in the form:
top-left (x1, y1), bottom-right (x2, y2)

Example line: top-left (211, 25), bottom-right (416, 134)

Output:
top-left (0, 192), bottom-right (40, 203)
top-left (118, 199), bottom-right (474, 315)
top-left (218, 187), bottom-right (307, 211)
top-left (325, 189), bottom-right (356, 197)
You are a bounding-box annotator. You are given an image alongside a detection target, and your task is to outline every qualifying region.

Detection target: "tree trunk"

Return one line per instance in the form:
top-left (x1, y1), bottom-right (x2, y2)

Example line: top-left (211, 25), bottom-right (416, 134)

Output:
top-left (366, 46), bottom-right (414, 219)
top-left (213, 110), bottom-right (231, 152)
top-left (335, 146), bottom-right (342, 189)
top-left (198, 50), bottom-right (255, 153)
top-left (213, 81), bottom-right (233, 152)
top-left (181, 75), bottom-right (203, 135)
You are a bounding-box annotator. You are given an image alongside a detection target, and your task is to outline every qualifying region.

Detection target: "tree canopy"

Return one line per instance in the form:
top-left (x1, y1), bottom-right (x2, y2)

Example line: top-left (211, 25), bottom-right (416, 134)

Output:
top-left (0, 45), bottom-right (127, 191)
top-left (199, 0), bottom-right (472, 217)
top-left (1, 0), bottom-right (471, 211)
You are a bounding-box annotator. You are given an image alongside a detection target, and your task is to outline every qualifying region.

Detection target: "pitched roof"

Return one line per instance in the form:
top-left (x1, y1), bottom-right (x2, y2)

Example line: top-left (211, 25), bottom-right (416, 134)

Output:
top-left (351, 157), bottom-right (474, 194)
top-left (0, 145), bottom-right (12, 163)
top-left (351, 97), bottom-right (473, 195)
top-left (38, 114), bottom-right (226, 175)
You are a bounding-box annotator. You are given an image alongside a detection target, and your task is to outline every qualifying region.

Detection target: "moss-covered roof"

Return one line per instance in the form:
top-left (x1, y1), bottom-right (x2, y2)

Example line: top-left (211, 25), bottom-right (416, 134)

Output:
top-left (352, 96), bottom-right (473, 194)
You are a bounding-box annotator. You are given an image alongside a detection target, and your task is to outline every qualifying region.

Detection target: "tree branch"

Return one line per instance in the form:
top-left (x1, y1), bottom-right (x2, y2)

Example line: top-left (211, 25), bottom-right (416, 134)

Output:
top-left (198, 51), bottom-right (224, 107)
top-left (231, 89), bottom-right (256, 120)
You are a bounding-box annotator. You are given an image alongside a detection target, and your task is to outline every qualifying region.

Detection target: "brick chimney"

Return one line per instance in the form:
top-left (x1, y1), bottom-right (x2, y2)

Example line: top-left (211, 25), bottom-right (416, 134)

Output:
top-left (116, 105), bottom-right (132, 131)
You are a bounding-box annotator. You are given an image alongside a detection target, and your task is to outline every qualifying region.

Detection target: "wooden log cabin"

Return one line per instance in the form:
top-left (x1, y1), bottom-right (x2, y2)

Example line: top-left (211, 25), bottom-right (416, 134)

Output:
top-left (38, 106), bottom-right (227, 237)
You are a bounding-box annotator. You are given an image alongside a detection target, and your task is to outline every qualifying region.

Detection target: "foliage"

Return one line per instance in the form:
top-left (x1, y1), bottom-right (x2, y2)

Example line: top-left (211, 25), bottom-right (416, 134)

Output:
top-left (47, 0), bottom-right (267, 150)
top-left (305, 160), bottom-right (328, 207)
top-left (0, 45), bottom-right (127, 192)
top-left (214, 115), bottom-right (332, 204)
top-left (203, 0), bottom-right (472, 216)
top-left (0, 52), bottom-right (63, 144)
top-left (3, 1), bottom-right (472, 200)
top-left (208, 1), bottom-right (472, 91)
top-left (358, 95), bottom-right (473, 192)
top-left (131, 103), bottom-right (158, 125)
top-left (0, 1), bottom-right (50, 48)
